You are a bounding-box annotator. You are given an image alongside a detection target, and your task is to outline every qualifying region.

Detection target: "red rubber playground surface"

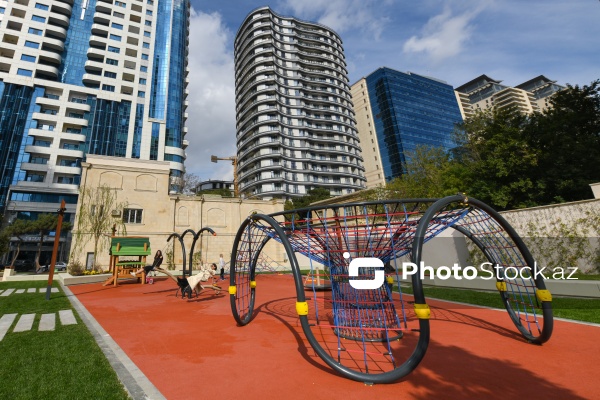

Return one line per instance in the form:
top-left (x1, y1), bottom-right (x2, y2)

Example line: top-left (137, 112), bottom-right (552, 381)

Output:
top-left (69, 275), bottom-right (598, 400)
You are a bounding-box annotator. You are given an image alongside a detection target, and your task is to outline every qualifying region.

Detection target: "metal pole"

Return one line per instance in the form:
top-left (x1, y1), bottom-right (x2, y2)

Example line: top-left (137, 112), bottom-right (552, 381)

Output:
top-left (46, 200), bottom-right (66, 300)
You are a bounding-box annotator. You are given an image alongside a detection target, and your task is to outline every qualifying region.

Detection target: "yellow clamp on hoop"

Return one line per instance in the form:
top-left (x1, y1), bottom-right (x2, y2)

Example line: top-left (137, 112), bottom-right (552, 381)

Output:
top-left (386, 276), bottom-right (394, 285)
top-left (536, 289), bottom-right (552, 302)
top-left (228, 286), bottom-right (237, 295)
top-left (250, 281), bottom-right (257, 289)
top-left (496, 281), bottom-right (507, 292)
top-left (296, 301), bottom-right (309, 316)
top-left (413, 304), bottom-right (430, 319)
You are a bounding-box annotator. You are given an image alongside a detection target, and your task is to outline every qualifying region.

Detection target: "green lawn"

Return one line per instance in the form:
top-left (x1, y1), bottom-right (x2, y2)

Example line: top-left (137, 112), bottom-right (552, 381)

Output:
top-left (400, 285), bottom-right (600, 324)
top-left (0, 281), bottom-right (130, 399)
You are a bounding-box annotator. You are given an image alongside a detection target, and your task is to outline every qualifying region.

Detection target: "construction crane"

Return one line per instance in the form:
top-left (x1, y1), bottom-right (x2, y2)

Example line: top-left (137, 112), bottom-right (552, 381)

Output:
top-left (210, 155), bottom-right (239, 197)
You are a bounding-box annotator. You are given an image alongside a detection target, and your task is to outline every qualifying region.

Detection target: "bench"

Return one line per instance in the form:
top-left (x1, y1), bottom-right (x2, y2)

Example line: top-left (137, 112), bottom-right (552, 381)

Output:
top-left (104, 237), bottom-right (152, 287)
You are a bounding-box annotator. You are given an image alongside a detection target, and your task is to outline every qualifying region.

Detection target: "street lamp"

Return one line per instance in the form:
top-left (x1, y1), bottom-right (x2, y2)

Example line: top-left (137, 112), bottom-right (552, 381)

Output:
top-left (211, 155), bottom-right (239, 197)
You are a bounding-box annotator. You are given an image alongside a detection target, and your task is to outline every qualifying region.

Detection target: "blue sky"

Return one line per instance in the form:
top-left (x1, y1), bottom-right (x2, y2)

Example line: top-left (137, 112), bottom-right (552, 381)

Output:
top-left (185, 0), bottom-right (600, 180)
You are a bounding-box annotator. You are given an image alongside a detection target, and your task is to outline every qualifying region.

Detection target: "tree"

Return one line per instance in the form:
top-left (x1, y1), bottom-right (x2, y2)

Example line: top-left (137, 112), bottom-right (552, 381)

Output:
top-left (72, 185), bottom-right (127, 268)
top-left (4, 219), bottom-right (33, 267)
top-left (31, 213), bottom-right (72, 272)
top-left (457, 108), bottom-right (543, 210)
top-left (284, 188), bottom-right (332, 211)
top-left (365, 145), bottom-right (469, 201)
top-left (182, 172), bottom-right (202, 195)
top-left (526, 80), bottom-right (600, 203)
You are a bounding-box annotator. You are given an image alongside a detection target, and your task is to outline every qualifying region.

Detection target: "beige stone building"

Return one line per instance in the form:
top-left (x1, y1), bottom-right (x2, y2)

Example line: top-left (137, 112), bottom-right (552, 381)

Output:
top-left (350, 78), bottom-right (385, 189)
top-left (71, 155), bottom-right (287, 270)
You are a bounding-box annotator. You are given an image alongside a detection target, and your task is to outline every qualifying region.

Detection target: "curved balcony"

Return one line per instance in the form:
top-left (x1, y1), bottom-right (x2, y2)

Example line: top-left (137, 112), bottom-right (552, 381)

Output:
top-left (48, 13), bottom-right (70, 28)
top-left (84, 59), bottom-right (104, 72)
top-left (19, 162), bottom-right (50, 173)
top-left (89, 35), bottom-right (107, 47)
top-left (67, 100), bottom-right (91, 112)
top-left (35, 96), bottom-right (61, 107)
top-left (95, 2), bottom-right (111, 15)
top-left (86, 47), bottom-right (105, 60)
top-left (38, 50), bottom-right (62, 65)
top-left (51, 2), bottom-right (73, 17)
top-left (42, 37), bottom-right (65, 52)
top-left (62, 115), bottom-right (89, 126)
top-left (34, 63), bottom-right (59, 79)
top-left (91, 23), bottom-right (109, 36)
top-left (55, 148), bottom-right (85, 159)
top-left (93, 13), bottom-right (111, 26)
top-left (27, 128), bottom-right (55, 139)
top-left (45, 24), bottom-right (67, 40)
top-left (53, 165), bottom-right (82, 175)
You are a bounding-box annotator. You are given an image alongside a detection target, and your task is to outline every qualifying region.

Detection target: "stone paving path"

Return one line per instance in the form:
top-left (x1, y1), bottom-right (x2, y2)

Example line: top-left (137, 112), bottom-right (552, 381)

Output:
top-left (0, 310), bottom-right (77, 341)
top-left (0, 287), bottom-right (58, 296)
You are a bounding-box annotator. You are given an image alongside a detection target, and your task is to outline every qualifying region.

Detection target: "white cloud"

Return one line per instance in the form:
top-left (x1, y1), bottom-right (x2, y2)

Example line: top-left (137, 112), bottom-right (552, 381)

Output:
top-left (403, 5), bottom-right (485, 63)
top-left (279, 0), bottom-right (390, 40)
top-left (185, 8), bottom-right (237, 181)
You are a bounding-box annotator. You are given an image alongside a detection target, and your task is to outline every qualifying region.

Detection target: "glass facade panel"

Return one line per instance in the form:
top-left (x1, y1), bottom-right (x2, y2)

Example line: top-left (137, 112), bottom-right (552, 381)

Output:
top-left (59, 0), bottom-right (97, 85)
top-left (365, 68), bottom-right (463, 180)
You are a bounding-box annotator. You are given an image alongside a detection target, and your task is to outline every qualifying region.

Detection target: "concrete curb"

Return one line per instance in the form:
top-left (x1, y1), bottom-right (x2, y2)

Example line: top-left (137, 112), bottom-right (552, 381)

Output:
top-left (60, 282), bottom-right (166, 400)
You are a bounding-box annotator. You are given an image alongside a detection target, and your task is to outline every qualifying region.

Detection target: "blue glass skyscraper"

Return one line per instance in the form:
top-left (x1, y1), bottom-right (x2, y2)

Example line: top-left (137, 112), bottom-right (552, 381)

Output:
top-left (352, 67), bottom-right (463, 186)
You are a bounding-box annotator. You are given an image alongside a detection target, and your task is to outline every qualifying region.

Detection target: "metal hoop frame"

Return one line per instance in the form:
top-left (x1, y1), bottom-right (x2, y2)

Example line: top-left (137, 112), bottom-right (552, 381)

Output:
top-left (229, 195), bottom-right (553, 383)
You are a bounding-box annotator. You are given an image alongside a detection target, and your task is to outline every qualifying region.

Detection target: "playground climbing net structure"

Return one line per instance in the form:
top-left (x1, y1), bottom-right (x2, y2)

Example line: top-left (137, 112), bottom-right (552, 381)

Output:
top-left (228, 195), bottom-right (553, 384)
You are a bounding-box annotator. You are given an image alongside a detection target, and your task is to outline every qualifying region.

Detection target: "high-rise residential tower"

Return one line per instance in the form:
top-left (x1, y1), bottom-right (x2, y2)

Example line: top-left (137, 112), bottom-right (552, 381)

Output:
top-left (234, 7), bottom-right (366, 200)
top-left (0, 0), bottom-right (189, 258)
top-left (454, 75), bottom-right (564, 119)
top-left (352, 67), bottom-right (463, 187)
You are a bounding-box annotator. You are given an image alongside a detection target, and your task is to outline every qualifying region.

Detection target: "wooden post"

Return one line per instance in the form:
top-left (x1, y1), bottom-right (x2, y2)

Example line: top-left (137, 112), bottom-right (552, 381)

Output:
top-left (46, 200), bottom-right (66, 301)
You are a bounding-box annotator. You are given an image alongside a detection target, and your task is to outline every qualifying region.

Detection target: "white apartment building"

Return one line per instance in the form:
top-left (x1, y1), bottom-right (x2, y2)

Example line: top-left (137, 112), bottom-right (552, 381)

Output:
top-left (233, 7), bottom-right (366, 200)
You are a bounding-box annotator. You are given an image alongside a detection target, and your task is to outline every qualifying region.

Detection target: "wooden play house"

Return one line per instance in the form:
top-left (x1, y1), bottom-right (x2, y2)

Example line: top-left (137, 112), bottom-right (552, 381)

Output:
top-left (103, 236), bottom-right (152, 287)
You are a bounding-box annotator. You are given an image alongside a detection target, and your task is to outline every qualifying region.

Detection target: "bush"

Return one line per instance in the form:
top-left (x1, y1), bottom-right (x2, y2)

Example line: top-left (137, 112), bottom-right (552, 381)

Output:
top-left (68, 260), bottom-right (85, 276)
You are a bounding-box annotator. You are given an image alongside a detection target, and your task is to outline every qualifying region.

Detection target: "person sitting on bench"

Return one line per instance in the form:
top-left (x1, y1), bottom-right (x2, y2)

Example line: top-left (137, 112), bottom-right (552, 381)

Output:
top-left (131, 250), bottom-right (163, 278)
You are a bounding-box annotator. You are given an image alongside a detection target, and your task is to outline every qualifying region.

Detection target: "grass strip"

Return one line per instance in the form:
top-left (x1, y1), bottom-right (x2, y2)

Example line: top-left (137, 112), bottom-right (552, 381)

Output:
top-left (400, 284), bottom-right (600, 324)
top-left (0, 281), bottom-right (130, 399)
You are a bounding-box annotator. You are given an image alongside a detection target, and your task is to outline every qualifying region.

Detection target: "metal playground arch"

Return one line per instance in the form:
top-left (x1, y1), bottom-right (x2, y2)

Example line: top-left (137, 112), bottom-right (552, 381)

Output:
top-left (228, 195), bottom-right (553, 384)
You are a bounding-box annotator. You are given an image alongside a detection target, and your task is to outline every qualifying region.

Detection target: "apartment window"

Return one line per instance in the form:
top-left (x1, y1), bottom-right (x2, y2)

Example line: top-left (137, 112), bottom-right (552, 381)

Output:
top-left (138, 91), bottom-right (145, 98)
top-left (20, 54), bottom-right (36, 62)
top-left (104, 71), bottom-right (117, 78)
top-left (35, 3), bottom-right (49, 11)
top-left (0, 7), bottom-right (4, 14)
top-left (115, 1), bottom-right (126, 7)
top-left (146, 10), bottom-right (153, 16)
top-left (123, 208), bottom-right (143, 224)
top-left (28, 28), bottom-right (43, 35)
top-left (142, 42), bottom-right (150, 49)
top-left (147, 0), bottom-right (154, 4)
top-left (17, 68), bottom-right (33, 77)
top-left (113, 11), bottom-right (124, 19)
top-left (109, 34), bottom-right (121, 42)
top-left (140, 66), bottom-right (147, 72)
top-left (24, 40), bottom-right (40, 48)
top-left (143, 31), bottom-right (151, 37)
top-left (144, 20), bottom-right (152, 26)
top-left (139, 78), bottom-right (147, 85)
top-left (111, 23), bottom-right (123, 30)
top-left (106, 58), bottom-right (118, 65)
top-left (141, 53), bottom-right (148, 60)
top-left (31, 15), bottom-right (46, 23)
top-left (107, 46), bottom-right (120, 53)
top-left (102, 84), bottom-right (115, 92)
